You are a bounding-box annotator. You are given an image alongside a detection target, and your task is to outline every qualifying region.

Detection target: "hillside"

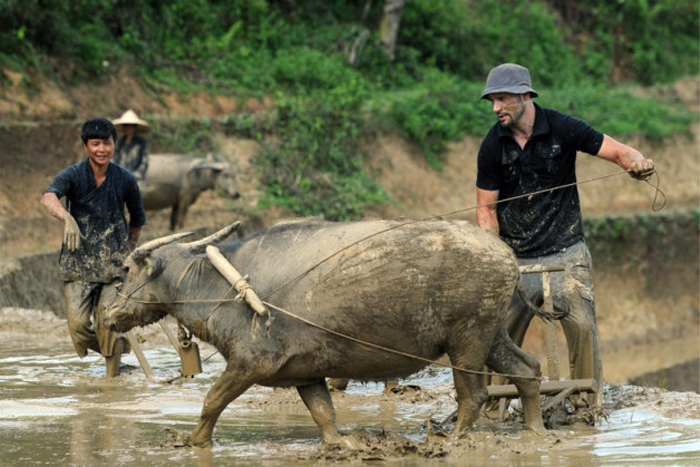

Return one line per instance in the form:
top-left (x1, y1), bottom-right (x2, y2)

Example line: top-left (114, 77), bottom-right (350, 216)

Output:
top-left (1, 67), bottom-right (698, 243)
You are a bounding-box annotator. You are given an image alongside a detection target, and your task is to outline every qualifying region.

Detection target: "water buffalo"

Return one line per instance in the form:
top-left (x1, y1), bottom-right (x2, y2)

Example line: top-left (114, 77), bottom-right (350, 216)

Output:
top-left (139, 153), bottom-right (241, 231)
top-left (105, 219), bottom-right (543, 448)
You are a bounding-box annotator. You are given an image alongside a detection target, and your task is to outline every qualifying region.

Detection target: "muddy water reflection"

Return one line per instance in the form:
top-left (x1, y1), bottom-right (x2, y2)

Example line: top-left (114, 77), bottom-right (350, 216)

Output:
top-left (1, 339), bottom-right (699, 466)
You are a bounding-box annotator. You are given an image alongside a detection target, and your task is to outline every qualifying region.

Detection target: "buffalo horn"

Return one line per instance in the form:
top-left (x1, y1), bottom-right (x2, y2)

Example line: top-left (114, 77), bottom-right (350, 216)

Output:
top-left (129, 232), bottom-right (195, 262)
top-left (185, 221), bottom-right (241, 252)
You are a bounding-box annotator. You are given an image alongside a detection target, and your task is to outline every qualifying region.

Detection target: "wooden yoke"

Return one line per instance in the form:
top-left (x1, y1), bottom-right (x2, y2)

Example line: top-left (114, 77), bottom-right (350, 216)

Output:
top-left (206, 245), bottom-right (273, 337)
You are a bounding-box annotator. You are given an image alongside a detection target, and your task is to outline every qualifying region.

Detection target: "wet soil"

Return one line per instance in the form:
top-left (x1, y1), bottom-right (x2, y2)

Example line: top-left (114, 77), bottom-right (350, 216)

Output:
top-left (1, 307), bottom-right (699, 465)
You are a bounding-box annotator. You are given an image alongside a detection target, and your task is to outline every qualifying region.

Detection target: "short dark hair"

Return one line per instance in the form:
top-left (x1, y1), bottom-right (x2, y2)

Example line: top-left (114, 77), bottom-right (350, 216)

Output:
top-left (80, 118), bottom-right (117, 144)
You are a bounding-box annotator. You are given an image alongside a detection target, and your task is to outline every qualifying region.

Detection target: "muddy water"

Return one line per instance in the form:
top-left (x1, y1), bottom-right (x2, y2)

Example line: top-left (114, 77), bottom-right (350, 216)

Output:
top-left (1, 313), bottom-right (699, 465)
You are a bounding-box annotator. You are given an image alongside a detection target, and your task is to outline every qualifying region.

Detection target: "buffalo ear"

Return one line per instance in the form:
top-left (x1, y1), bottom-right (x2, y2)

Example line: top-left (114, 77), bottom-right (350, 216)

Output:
top-left (143, 256), bottom-right (164, 279)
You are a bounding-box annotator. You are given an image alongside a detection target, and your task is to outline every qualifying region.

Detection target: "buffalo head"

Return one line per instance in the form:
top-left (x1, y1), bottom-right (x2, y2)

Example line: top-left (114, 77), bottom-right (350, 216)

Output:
top-left (104, 222), bottom-right (241, 332)
top-left (209, 162), bottom-right (241, 199)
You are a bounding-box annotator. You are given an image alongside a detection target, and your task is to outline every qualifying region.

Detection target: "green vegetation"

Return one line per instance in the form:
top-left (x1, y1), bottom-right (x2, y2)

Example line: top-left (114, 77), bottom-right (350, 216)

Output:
top-left (1, 0), bottom-right (697, 219)
top-left (246, 86), bottom-right (388, 220)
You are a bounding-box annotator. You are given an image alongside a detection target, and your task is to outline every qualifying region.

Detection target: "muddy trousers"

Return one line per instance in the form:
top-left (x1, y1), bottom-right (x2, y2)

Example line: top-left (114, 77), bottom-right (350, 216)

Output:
top-left (64, 281), bottom-right (117, 358)
top-left (507, 241), bottom-right (603, 404)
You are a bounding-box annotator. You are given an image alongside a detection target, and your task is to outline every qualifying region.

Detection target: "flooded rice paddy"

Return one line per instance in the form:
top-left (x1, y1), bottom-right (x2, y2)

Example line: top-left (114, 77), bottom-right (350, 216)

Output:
top-left (0, 308), bottom-right (699, 466)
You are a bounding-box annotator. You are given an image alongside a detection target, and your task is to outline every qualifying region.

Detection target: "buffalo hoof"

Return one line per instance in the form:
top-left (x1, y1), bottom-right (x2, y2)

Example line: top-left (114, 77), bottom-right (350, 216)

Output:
top-left (165, 428), bottom-right (196, 448)
top-left (328, 434), bottom-right (364, 451)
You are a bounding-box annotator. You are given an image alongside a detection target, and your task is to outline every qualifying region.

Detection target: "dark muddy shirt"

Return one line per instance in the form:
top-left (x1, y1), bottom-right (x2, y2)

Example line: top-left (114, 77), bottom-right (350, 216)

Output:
top-left (477, 104), bottom-right (604, 258)
top-left (45, 159), bottom-right (147, 283)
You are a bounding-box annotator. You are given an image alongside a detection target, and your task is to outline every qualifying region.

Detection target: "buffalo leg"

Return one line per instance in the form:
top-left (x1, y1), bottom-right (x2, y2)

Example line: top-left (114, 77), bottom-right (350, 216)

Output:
top-left (297, 381), bottom-right (362, 450)
top-left (169, 204), bottom-right (179, 231)
top-left (450, 357), bottom-right (489, 436)
top-left (190, 369), bottom-right (252, 448)
top-left (177, 204), bottom-right (190, 230)
top-left (486, 326), bottom-right (544, 430)
top-left (175, 194), bottom-right (190, 230)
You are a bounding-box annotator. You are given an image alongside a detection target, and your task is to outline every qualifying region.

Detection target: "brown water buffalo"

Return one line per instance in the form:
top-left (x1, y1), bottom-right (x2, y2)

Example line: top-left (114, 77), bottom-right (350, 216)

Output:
top-left (139, 154), bottom-right (241, 231)
top-left (105, 219), bottom-right (543, 448)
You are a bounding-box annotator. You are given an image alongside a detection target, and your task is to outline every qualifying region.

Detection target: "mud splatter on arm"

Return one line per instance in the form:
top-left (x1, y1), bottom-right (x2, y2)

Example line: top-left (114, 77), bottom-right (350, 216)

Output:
top-left (596, 135), bottom-right (655, 179)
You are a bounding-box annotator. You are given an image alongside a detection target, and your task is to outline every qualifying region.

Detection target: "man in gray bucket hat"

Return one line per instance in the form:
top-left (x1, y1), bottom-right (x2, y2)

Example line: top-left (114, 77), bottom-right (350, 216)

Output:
top-left (476, 63), bottom-right (655, 412)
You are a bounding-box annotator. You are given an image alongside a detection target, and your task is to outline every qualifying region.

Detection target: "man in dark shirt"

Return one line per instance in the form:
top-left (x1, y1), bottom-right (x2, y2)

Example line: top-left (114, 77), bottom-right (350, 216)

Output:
top-left (41, 118), bottom-right (147, 376)
top-left (476, 63), bottom-right (655, 407)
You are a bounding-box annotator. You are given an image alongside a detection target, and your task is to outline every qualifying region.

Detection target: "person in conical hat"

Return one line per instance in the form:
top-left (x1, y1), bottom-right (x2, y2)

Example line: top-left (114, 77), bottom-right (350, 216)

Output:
top-left (112, 109), bottom-right (150, 181)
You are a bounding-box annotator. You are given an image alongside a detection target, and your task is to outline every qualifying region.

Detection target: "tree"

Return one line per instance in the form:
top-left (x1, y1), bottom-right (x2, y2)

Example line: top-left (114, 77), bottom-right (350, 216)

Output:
top-left (379, 0), bottom-right (404, 62)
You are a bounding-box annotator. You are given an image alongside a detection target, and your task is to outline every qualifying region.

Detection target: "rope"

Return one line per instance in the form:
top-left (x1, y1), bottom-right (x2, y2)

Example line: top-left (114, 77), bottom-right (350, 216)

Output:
top-left (115, 293), bottom-right (539, 381)
top-left (264, 168), bottom-right (664, 300)
top-left (643, 171), bottom-right (666, 212)
top-left (116, 168), bottom-right (664, 383)
top-left (260, 300), bottom-right (537, 381)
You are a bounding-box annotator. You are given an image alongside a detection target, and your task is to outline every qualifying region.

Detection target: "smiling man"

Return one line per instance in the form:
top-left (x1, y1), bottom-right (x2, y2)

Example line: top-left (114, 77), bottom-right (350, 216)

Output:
top-left (475, 63), bottom-right (655, 409)
top-left (40, 118), bottom-right (147, 376)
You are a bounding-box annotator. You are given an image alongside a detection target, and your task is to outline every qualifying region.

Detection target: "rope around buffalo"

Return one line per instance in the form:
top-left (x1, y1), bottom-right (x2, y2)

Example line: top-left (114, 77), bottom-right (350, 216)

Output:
top-left (119, 169), bottom-right (665, 382)
top-left (263, 168), bottom-right (665, 301)
top-left (248, 169), bottom-right (663, 379)
top-left (116, 293), bottom-right (539, 381)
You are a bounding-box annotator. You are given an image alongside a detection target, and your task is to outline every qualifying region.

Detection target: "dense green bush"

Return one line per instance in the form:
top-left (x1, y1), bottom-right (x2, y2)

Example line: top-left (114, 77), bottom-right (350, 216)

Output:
top-left (553, 0), bottom-right (700, 85)
top-left (398, 0), bottom-right (584, 86)
top-left (252, 84), bottom-right (387, 221)
top-left (372, 70), bottom-right (492, 169)
top-left (3, 0), bottom-right (696, 88)
top-left (0, 0), bottom-right (119, 79)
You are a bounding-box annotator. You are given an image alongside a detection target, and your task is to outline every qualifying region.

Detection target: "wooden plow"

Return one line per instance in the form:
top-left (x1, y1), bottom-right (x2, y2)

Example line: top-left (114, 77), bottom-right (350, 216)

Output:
top-left (487, 264), bottom-right (599, 421)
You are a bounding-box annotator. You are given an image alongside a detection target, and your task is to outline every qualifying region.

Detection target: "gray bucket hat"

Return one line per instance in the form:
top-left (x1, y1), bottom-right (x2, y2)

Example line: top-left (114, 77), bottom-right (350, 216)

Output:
top-left (480, 63), bottom-right (538, 99)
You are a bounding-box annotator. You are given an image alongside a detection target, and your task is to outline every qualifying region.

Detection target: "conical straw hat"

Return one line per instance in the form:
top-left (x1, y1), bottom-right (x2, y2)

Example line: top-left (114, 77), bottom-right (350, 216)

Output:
top-left (112, 109), bottom-right (150, 132)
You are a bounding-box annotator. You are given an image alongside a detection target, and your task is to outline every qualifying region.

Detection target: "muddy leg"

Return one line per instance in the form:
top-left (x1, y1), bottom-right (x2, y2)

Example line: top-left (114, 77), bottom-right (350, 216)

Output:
top-left (487, 326), bottom-right (544, 431)
top-left (190, 368), bottom-right (252, 448)
top-left (104, 337), bottom-right (127, 377)
top-left (64, 282), bottom-right (103, 358)
top-left (297, 380), bottom-right (361, 449)
top-left (552, 241), bottom-right (603, 408)
top-left (505, 286), bottom-right (538, 348)
top-left (560, 300), bottom-right (603, 408)
top-left (452, 372), bottom-right (488, 435)
top-left (448, 352), bottom-right (489, 436)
